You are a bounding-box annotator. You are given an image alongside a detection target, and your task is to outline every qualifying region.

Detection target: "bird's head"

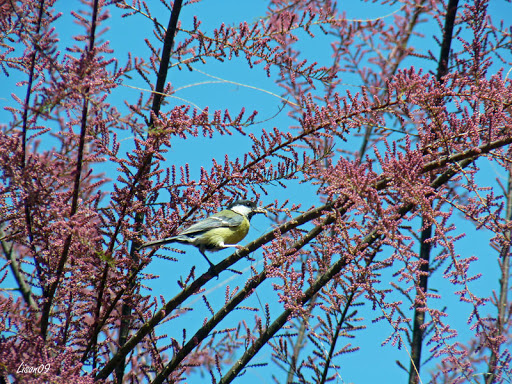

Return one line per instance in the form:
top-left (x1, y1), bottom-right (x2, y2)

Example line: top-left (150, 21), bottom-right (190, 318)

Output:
top-left (227, 200), bottom-right (267, 219)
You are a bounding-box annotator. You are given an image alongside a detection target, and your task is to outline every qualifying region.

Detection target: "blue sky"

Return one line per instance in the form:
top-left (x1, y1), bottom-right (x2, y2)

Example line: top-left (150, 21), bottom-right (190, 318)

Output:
top-left (1, 0), bottom-right (512, 383)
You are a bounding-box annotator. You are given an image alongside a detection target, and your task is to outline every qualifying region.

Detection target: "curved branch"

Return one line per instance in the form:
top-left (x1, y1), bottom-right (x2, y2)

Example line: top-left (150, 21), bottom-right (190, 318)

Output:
top-left (94, 134), bottom-right (511, 381)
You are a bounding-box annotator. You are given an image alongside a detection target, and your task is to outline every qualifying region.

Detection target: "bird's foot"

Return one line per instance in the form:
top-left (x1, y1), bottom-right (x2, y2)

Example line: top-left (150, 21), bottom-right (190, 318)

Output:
top-left (206, 263), bottom-right (220, 280)
top-left (233, 245), bottom-right (245, 255)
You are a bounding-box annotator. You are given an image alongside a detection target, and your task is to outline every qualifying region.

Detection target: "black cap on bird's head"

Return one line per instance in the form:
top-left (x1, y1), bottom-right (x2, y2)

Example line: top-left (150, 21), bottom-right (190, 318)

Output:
top-left (227, 199), bottom-right (267, 219)
top-left (227, 200), bottom-right (256, 210)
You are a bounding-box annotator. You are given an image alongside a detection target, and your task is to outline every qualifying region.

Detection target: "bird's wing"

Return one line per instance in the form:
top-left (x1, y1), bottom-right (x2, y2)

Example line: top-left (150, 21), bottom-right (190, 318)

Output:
top-left (138, 212), bottom-right (245, 249)
top-left (178, 212), bottom-right (244, 235)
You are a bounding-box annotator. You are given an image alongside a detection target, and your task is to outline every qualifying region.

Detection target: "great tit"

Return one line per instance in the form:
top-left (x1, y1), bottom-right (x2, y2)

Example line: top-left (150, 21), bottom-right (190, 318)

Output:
top-left (139, 200), bottom-right (267, 268)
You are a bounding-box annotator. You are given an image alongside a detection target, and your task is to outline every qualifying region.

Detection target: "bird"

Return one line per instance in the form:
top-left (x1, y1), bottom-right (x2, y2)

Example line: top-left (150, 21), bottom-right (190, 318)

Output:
top-left (138, 200), bottom-right (267, 269)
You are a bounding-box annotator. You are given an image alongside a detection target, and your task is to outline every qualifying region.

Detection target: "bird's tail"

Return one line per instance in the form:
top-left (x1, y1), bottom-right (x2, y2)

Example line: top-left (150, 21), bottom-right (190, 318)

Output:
top-left (137, 236), bottom-right (179, 250)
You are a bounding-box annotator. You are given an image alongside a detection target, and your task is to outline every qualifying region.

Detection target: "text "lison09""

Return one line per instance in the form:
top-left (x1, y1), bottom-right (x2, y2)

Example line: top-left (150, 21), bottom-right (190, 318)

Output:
top-left (17, 362), bottom-right (51, 374)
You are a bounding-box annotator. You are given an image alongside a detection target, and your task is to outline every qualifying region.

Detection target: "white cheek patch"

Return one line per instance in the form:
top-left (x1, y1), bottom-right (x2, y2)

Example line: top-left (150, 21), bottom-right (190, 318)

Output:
top-left (230, 205), bottom-right (252, 216)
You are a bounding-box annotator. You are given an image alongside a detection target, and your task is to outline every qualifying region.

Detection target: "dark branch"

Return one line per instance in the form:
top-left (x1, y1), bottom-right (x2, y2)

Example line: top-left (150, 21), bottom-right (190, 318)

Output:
top-left (40, 0), bottom-right (101, 340)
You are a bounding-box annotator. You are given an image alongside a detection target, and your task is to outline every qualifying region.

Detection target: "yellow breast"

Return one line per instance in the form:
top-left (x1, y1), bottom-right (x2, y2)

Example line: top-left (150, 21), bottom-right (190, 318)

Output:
top-left (205, 217), bottom-right (250, 248)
